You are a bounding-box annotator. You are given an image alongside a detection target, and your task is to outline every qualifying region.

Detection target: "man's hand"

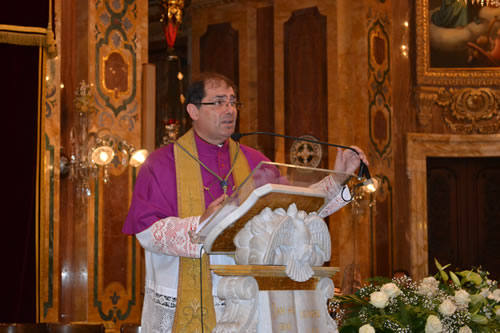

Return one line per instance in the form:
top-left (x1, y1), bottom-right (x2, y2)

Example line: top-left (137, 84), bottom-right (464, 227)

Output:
top-left (200, 194), bottom-right (225, 222)
top-left (334, 146), bottom-right (369, 175)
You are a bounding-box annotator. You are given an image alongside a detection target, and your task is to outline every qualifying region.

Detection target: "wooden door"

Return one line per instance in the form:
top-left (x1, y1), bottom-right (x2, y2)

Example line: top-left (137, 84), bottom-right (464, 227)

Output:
top-left (427, 157), bottom-right (500, 280)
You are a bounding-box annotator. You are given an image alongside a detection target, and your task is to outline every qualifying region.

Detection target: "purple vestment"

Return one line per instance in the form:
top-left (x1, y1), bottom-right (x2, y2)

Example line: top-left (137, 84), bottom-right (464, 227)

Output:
top-left (122, 132), bottom-right (270, 235)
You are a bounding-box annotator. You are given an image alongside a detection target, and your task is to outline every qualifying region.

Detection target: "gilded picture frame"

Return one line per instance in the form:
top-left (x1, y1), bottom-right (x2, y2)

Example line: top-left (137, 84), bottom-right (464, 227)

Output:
top-left (416, 0), bottom-right (500, 86)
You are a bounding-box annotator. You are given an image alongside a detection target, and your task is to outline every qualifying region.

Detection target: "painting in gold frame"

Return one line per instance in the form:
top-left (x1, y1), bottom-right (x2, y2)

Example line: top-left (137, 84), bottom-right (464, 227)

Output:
top-left (416, 0), bottom-right (500, 86)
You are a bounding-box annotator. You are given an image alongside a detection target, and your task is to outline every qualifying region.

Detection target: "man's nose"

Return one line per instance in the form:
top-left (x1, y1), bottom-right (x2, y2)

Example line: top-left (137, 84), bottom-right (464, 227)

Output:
top-left (224, 102), bottom-right (236, 113)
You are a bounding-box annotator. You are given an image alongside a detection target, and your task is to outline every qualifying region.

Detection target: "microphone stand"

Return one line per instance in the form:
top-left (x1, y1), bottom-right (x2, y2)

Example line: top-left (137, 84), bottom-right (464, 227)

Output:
top-left (231, 131), bottom-right (370, 181)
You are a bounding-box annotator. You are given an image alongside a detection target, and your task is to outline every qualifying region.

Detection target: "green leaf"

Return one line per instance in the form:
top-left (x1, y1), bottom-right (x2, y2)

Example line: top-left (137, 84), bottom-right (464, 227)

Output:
top-left (335, 294), bottom-right (368, 305)
top-left (469, 302), bottom-right (483, 314)
top-left (434, 258), bottom-right (443, 270)
top-left (470, 313), bottom-right (488, 325)
top-left (339, 325), bottom-right (359, 333)
top-left (440, 269), bottom-right (449, 282)
top-left (460, 270), bottom-right (483, 285)
top-left (470, 294), bottom-right (486, 307)
top-left (450, 271), bottom-right (461, 287)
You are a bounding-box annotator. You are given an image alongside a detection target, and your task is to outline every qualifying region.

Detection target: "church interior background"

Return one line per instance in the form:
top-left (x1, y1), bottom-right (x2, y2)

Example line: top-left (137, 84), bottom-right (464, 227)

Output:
top-left (1, 0), bottom-right (499, 330)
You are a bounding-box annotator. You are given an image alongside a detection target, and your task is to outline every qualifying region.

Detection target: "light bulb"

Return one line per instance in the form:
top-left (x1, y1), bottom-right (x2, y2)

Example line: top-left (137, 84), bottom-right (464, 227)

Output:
top-left (129, 149), bottom-right (148, 167)
top-left (99, 151), bottom-right (109, 162)
top-left (362, 177), bottom-right (379, 193)
top-left (91, 146), bottom-right (114, 166)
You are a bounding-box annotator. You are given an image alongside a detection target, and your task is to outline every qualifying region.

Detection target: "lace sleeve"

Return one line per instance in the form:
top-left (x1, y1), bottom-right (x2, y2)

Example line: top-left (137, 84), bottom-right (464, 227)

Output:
top-left (317, 186), bottom-right (351, 218)
top-left (309, 174), bottom-right (342, 197)
top-left (310, 175), bottom-right (352, 218)
top-left (135, 216), bottom-right (202, 258)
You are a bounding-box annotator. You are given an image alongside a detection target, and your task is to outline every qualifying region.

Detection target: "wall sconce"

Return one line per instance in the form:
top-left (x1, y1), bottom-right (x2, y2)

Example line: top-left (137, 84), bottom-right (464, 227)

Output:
top-left (65, 81), bottom-right (148, 199)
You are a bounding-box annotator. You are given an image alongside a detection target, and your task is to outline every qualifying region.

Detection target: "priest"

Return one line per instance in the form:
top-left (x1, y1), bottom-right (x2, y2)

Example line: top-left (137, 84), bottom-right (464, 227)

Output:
top-left (122, 72), bottom-right (368, 333)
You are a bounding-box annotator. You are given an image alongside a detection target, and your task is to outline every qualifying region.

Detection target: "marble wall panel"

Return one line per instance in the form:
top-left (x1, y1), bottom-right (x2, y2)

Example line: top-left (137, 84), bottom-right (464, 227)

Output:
top-left (86, 0), bottom-right (147, 329)
top-left (190, 1), bottom-right (257, 139)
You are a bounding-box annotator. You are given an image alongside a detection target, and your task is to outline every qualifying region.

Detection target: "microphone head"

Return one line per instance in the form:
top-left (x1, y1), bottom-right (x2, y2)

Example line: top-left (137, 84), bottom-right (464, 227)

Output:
top-left (231, 133), bottom-right (243, 141)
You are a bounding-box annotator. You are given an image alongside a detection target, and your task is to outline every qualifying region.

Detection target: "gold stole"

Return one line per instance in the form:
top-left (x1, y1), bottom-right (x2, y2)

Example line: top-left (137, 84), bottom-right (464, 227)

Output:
top-left (172, 129), bottom-right (251, 332)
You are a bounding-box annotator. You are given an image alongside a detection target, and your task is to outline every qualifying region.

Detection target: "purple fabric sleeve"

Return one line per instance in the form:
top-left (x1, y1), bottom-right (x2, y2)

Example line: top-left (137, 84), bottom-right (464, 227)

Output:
top-left (122, 144), bottom-right (178, 235)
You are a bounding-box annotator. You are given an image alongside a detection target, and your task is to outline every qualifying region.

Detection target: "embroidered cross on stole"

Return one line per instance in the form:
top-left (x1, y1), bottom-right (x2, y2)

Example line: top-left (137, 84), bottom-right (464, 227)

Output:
top-left (172, 129), bottom-right (251, 332)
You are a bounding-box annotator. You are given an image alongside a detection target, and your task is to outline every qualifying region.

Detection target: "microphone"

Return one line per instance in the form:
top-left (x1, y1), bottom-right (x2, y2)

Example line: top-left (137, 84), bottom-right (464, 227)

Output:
top-left (231, 132), bottom-right (371, 181)
top-left (231, 131), bottom-right (378, 192)
top-left (231, 131), bottom-right (352, 151)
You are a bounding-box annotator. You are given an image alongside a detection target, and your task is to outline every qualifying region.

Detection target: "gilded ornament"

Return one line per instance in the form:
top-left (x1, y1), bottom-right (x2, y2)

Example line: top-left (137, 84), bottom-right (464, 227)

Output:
top-left (437, 87), bottom-right (500, 134)
top-left (416, 88), bottom-right (438, 127)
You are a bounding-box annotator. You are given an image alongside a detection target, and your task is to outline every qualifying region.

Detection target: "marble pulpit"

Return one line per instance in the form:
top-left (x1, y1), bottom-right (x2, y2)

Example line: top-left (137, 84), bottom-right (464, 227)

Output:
top-left (193, 162), bottom-right (355, 333)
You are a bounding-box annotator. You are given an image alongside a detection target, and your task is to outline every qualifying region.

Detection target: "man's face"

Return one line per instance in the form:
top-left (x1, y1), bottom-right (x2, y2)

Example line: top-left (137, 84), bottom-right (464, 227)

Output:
top-left (187, 79), bottom-right (237, 145)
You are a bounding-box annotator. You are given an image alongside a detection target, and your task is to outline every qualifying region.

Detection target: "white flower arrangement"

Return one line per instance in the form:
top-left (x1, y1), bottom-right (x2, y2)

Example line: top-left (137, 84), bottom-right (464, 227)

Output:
top-left (333, 260), bottom-right (500, 332)
top-left (438, 299), bottom-right (456, 316)
top-left (369, 291), bottom-right (389, 309)
top-left (417, 276), bottom-right (439, 298)
top-left (458, 325), bottom-right (472, 333)
top-left (380, 282), bottom-right (402, 299)
top-left (425, 315), bottom-right (443, 333)
top-left (454, 289), bottom-right (471, 306)
top-left (359, 324), bottom-right (375, 333)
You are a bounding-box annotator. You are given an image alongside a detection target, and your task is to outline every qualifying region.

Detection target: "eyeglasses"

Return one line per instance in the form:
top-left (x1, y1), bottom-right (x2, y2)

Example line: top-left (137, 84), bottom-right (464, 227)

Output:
top-left (198, 100), bottom-right (244, 110)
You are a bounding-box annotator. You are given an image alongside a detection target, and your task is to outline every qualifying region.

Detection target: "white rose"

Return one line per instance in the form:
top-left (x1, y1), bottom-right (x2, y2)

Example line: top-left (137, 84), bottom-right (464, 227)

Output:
top-left (454, 289), bottom-right (471, 306)
top-left (487, 289), bottom-right (500, 302)
top-left (458, 326), bottom-right (472, 333)
top-left (370, 291), bottom-right (389, 308)
top-left (359, 324), bottom-right (375, 333)
top-left (425, 315), bottom-right (443, 333)
top-left (422, 276), bottom-right (438, 285)
top-left (381, 282), bottom-right (401, 299)
top-left (438, 299), bottom-right (457, 316)
top-left (480, 287), bottom-right (490, 297)
top-left (418, 277), bottom-right (439, 297)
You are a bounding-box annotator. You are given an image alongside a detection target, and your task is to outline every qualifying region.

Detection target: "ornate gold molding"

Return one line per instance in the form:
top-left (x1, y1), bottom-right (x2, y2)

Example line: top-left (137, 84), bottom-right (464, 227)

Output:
top-left (436, 87), bottom-right (500, 134)
top-left (416, 86), bottom-right (500, 134)
top-left (415, 87), bottom-right (438, 127)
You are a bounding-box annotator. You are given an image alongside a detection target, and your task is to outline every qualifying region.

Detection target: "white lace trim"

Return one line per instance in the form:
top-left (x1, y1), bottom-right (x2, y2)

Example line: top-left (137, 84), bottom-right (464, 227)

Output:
top-left (141, 288), bottom-right (226, 333)
top-left (137, 216), bottom-right (202, 258)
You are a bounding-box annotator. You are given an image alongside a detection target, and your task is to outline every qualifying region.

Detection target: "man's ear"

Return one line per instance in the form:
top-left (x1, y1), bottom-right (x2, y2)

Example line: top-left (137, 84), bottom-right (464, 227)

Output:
top-left (186, 103), bottom-right (199, 121)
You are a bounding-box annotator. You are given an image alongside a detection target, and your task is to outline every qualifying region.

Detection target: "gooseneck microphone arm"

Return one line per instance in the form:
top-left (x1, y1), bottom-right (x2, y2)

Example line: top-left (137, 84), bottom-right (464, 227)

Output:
top-left (231, 131), bottom-right (369, 180)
